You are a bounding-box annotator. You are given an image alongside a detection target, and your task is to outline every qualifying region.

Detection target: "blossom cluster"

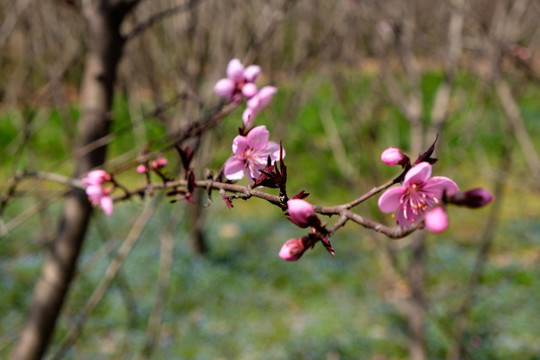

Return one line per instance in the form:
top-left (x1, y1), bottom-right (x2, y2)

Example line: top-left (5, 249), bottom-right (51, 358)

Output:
top-left (82, 170), bottom-right (113, 216)
top-left (378, 146), bottom-right (493, 233)
top-left (215, 59), bottom-right (282, 183)
top-left (79, 58), bottom-right (494, 264)
top-left (214, 58), bottom-right (277, 128)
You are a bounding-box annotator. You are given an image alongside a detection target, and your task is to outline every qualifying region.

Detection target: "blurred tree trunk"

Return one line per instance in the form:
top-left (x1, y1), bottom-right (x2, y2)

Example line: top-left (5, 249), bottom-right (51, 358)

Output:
top-left (10, 1), bottom-right (138, 359)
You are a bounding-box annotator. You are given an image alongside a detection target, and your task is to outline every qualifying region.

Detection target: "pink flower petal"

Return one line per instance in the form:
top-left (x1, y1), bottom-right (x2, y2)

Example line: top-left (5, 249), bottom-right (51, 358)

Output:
top-left (246, 125), bottom-right (269, 151)
top-left (404, 162), bottom-right (432, 187)
top-left (423, 176), bottom-right (459, 197)
top-left (265, 141), bottom-right (282, 161)
top-left (378, 186), bottom-right (406, 213)
top-left (86, 184), bottom-right (105, 200)
top-left (232, 135), bottom-right (248, 155)
top-left (83, 170), bottom-right (109, 186)
top-left (247, 162), bottom-right (265, 181)
top-left (100, 195), bottom-right (114, 216)
top-left (224, 157), bottom-right (246, 180)
top-left (214, 78), bottom-right (235, 99)
top-left (255, 86), bottom-right (277, 109)
top-left (244, 65), bottom-right (261, 82)
top-left (424, 207), bottom-right (448, 233)
top-left (246, 94), bottom-right (260, 110)
top-left (226, 58), bottom-right (244, 81)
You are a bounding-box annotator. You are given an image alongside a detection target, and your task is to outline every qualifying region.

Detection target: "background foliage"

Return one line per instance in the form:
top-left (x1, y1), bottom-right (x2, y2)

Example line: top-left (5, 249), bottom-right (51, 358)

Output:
top-left (1, 0), bottom-right (540, 359)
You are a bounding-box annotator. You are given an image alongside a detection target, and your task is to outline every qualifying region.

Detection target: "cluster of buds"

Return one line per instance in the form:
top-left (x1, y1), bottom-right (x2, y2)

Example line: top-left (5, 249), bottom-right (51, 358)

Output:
top-left (136, 157), bottom-right (168, 174)
top-left (279, 198), bottom-right (334, 261)
top-left (214, 60), bottom-right (283, 184)
top-left (82, 170), bottom-right (114, 216)
top-left (214, 59), bottom-right (277, 128)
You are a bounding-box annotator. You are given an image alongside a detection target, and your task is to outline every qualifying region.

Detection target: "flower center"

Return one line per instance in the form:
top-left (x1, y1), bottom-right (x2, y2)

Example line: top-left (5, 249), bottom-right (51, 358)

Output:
top-left (401, 182), bottom-right (439, 222)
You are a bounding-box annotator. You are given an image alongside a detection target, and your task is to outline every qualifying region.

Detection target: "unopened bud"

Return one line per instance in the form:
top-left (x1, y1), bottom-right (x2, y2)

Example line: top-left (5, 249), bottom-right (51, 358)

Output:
top-left (279, 238), bottom-right (306, 261)
top-left (446, 188), bottom-right (493, 208)
top-left (424, 207), bottom-right (448, 233)
top-left (286, 199), bottom-right (321, 229)
top-left (137, 165), bottom-right (148, 174)
top-left (151, 157), bottom-right (168, 169)
top-left (381, 147), bottom-right (409, 167)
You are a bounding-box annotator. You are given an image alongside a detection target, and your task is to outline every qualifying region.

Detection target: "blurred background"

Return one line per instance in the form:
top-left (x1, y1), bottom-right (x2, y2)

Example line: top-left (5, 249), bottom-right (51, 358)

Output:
top-left (1, 0), bottom-right (540, 359)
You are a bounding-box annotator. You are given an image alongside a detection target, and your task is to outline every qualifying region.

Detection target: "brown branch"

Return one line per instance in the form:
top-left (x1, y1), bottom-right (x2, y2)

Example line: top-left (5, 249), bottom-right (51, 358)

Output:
top-left (112, 177), bottom-right (420, 240)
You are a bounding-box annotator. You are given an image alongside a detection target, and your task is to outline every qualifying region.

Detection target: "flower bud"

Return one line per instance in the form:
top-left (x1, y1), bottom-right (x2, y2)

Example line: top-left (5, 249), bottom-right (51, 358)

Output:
top-left (213, 78), bottom-right (236, 100)
top-left (242, 107), bottom-right (255, 127)
top-left (151, 157), bottom-right (168, 169)
top-left (446, 188), bottom-right (493, 208)
top-left (287, 199), bottom-right (321, 229)
top-left (381, 146), bottom-right (409, 166)
top-left (226, 58), bottom-right (244, 81)
top-left (241, 83), bottom-right (258, 98)
top-left (137, 165), bottom-right (148, 174)
top-left (279, 238), bottom-right (306, 261)
top-left (424, 207), bottom-right (448, 233)
top-left (243, 65), bottom-right (261, 82)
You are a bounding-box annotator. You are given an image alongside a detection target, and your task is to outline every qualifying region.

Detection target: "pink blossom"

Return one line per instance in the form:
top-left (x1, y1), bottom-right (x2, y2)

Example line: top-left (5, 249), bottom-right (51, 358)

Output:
top-left (378, 162), bottom-right (458, 226)
top-left (381, 146), bottom-right (409, 166)
top-left (82, 170), bottom-right (110, 186)
top-left (86, 184), bottom-right (113, 216)
top-left (424, 207), bottom-right (448, 233)
top-left (214, 59), bottom-right (261, 102)
top-left (223, 125), bottom-right (282, 182)
top-left (242, 86), bottom-right (277, 127)
top-left (279, 238), bottom-right (306, 261)
top-left (287, 199), bottom-right (321, 228)
top-left (82, 170), bottom-right (114, 216)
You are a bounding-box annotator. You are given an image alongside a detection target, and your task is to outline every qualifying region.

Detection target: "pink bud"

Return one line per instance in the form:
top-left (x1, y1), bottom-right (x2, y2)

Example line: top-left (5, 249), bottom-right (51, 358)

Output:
top-left (226, 58), bottom-right (244, 82)
top-left (287, 199), bottom-right (321, 229)
top-left (279, 238), bottom-right (306, 261)
top-left (214, 78), bottom-right (236, 99)
top-left (381, 147), bottom-right (409, 166)
top-left (152, 157), bottom-right (168, 169)
top-left (243, 65), bottom-right (261, 82)
top-left (242, 107), bottom-right (255, 127)
top-left (248, 86), bottom-right (277, 111)
top-left (137, 165), bottom-right (147, 174)
top-left (241, 83), bottom-right (258, 98)
top-left (424, 207), bottom-right (448, 233)
top-left (447, 188), bottom-right (493, 208)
